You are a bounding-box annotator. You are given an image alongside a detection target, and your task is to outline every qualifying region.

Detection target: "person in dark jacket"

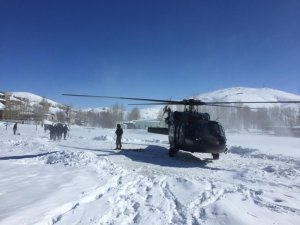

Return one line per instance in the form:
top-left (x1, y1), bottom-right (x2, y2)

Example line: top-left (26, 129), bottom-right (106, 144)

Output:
top-left (63, 124), bottom-right (69, 140)
top-left (115, 124), bottom-right (123, 149)
top-left (49, 125), bottom-right (55, 140)
top-left (13, 122), bottom-right (18, 135)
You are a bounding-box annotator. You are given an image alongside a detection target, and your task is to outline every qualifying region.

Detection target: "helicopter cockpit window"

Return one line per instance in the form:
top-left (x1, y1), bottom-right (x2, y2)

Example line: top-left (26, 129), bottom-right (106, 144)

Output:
top-left (188, 123), bottom-right (210, 139)
top-left (219, 125), bottom-right (225, 137)
top-left (209, 123), bottom-right (225, 138)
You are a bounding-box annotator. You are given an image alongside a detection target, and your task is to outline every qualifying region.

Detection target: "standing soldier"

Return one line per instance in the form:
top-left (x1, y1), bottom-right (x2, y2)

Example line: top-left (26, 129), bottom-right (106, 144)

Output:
top-left (13, 122), bottom-right (18, 135)
top-left (115, 124), bottom-right (123, 149)
top-left (49, 125), bottom-right (55, 140)
top-left (63, 124), bottom-right (69, 140)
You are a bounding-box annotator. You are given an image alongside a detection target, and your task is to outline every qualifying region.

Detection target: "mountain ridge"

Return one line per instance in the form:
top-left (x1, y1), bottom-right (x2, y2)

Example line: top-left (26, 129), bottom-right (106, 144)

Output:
top-left (3, 87), bottom-right (300, 119)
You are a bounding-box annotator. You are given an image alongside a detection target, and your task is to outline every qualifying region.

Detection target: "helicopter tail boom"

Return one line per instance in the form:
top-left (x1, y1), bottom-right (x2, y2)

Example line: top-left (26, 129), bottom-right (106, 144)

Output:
top-left (148, 127), bottom-right (169, 135)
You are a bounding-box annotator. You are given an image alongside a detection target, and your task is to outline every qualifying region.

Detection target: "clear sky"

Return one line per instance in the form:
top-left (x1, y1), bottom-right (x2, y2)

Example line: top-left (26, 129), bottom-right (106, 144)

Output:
top-left (1, 0), bottom-right (300, 108)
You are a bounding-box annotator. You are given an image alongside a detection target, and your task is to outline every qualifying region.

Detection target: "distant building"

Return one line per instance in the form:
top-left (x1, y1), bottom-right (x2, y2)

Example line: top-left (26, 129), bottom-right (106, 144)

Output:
top-left (120, 119), bottom-right (166, 129)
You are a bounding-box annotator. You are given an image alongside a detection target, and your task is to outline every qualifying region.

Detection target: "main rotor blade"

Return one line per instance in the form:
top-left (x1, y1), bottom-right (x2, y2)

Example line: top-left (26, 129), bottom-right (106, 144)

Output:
top-left (205, 100), bottom-right (300, 104)
top-left (128, 102), bottom-right (185, 106)
top-left (205, 104), bottom-right (259, 109)
top-left (128, 103), bottom-right (168, 105)
top-left (62, 93), bottom-right (182, 104)
top-left (62, 93), bottom-right (300, 105)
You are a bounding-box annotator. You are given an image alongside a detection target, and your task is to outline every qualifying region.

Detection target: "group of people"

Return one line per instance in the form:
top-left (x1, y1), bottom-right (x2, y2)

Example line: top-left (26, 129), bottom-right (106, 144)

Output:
top-left (45, 123), bottom-right (69, 141)
top-left (10, 122), bottom-right (69, 140)
top-left (11, 121), bottom-right (123, 149)
top-left (46, 122), bottom-right (122, 148)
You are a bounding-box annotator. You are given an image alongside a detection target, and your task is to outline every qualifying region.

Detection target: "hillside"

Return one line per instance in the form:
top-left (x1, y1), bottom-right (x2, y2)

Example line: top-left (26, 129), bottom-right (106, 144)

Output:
top-left (3, 87), bottom-right (300, 122)
top-left (11, 92), bottom-right (59, 106)
top-left (140, 87), bottom-right (300, 120)
top-left (1, 92), bottom-right (64, 116)
top-left (196, 87), bottom-right (300, 109)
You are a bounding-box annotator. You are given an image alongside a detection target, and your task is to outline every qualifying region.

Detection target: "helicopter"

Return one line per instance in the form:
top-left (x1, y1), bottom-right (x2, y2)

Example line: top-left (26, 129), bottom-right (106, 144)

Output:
top-left (62, 93), bottom-right (300, 160)
top-left (148, 102), bottom-right (226, 159)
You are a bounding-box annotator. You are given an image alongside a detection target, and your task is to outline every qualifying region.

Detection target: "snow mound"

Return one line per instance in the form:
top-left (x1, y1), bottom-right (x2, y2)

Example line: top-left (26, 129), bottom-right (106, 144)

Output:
top-left (123, 137), bottom-right (168, 145)
top-left (39, 150), bottom-right (123, 175)
top-left (92, 135), bottom-right (114, 141)
top-left (229, 146), bottom-right (258, 155)
top-left (5, 139), bottom-right (29, 147)
top-left (42, 151), bottom-right (98, 166)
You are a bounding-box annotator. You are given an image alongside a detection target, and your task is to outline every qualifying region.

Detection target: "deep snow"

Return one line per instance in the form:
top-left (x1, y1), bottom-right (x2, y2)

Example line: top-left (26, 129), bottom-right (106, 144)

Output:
top-left (0, 122), bottom-right (300, 225)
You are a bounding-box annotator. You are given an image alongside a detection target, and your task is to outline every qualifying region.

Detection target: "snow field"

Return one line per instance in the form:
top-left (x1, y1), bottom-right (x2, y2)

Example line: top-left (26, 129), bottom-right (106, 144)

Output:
top-left (0, 123), bottom-right (300, 225)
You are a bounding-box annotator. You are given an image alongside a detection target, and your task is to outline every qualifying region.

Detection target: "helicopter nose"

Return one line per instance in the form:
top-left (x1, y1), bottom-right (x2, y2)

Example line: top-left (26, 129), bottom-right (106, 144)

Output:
top-left (217, 136), bottom-right (226, 145)
top-left (213, 139), bottom-right (220, 145)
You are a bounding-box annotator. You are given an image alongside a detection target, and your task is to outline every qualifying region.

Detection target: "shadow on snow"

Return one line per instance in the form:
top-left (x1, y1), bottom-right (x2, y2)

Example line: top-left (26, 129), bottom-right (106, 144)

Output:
top-left (114, 145), bottom-right (220, 169)
top-left (59, 143), bottom-right (230, 170)
top-left (0, 151), bottom-right (59, 160)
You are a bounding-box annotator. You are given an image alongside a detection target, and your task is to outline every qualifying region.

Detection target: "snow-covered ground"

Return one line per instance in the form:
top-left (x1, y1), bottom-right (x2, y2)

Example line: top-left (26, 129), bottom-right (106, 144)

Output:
top-left (0, 123), bottom-right (299, 225)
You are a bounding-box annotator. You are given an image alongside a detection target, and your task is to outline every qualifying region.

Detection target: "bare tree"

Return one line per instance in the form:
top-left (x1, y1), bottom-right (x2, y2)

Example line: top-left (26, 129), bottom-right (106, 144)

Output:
top-left (111, 104), bottom-right (125, 124)
top-left (74, 110), bottom-right (88, 125)
top-left (3, 93), bottom-right (12, 120)
top-left (33, 103), bottom-right (44, 122)
top-left (56, 110), bottom-right (66, 122)
top-left (126, 107), bottom-right (140, 121)
top-left (39, 97), bottom-right (51, 122)
top-left (296, 108), bottom-right (300, 126)
top-left (99, 111), bottom-right (114, 128)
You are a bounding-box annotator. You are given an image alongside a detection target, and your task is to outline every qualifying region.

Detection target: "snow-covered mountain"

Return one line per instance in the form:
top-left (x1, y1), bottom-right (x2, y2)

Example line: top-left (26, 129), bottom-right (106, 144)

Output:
top-left (196, 87), bottom-right (300, 108)
top-left (11, 92), bottom-right (59, 106)
top-left (4, 87), bottom-right (300, 119)
top-left (4, 92), bottom-right (63, 114)
top-left (141, 87), bottom-right (300, 119)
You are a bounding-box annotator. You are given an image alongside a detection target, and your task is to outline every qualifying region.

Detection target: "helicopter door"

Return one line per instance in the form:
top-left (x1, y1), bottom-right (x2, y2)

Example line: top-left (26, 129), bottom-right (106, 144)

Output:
top-left (178, 123), bottom-right (185, 145)
top-left (168, 125), bottom-right (175, 146)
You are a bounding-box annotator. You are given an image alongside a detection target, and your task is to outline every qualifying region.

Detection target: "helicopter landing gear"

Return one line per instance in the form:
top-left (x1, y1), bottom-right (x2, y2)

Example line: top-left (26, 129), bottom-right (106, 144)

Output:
top-left (169, 147), bottom-right (178, 157)
top-left (212, 153), bottom-right (219, 160)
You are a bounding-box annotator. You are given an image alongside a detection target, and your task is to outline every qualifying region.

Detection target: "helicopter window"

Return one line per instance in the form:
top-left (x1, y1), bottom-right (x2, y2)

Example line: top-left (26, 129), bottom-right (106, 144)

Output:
top-left (219, 126), bottom-right (225, 137)
top-left (188, 123), bottom-right (210, 139)
top-left (209, 123), bottom-right (225, 137)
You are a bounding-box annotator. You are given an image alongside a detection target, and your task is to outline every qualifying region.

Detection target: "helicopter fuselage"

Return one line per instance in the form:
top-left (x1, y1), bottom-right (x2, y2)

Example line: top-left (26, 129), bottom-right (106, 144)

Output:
top-left (148, 111), bottom-right (227, 156)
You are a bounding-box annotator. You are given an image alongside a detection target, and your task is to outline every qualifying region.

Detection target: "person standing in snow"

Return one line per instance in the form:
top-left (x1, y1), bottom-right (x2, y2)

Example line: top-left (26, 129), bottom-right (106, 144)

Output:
top-left (115, 124), bottom-right (123, 149)
top-left (13, 122), bottom-right (18, 135)
top-left (63, 124), bottom-right (69, 140)
top-left (49, 124), bottom-right (55, 140)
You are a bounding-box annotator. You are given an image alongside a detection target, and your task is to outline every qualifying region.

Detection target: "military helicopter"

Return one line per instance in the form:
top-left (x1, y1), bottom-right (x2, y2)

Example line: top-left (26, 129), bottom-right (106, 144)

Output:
top-left (62, 93), bottom-right (300, 160)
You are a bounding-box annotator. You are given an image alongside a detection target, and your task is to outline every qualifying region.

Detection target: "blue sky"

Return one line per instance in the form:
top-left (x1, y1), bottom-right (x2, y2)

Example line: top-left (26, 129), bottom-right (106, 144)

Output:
top-left (1, 0), bottom-right (300, 108)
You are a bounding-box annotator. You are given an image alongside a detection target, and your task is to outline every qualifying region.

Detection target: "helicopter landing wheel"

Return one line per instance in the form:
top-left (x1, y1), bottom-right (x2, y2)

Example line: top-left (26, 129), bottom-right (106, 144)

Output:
top-left (212, 153), bottom-right (219, 160)
top-left (169, 148), bottom-right (178, 157)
